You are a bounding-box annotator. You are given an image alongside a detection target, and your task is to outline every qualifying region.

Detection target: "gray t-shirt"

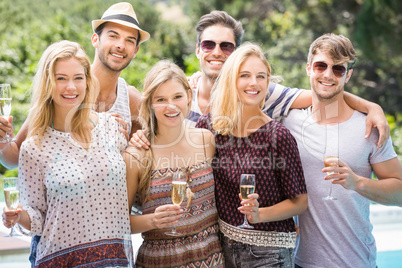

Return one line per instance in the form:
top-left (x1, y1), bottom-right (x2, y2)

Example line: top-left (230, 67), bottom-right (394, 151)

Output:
top-left (283, 108), bottom-right (397, 268)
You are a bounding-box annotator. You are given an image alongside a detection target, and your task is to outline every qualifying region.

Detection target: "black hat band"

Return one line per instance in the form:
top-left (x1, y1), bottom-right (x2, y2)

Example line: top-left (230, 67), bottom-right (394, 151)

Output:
top-left (102, 14), bottom-right (140, 27)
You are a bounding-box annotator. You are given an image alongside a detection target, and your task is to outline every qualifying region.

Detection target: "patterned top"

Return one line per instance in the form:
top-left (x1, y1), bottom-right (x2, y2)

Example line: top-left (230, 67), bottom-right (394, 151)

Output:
top-left (136, 162), bottom-right (224, 268)
top-left (187, 80), bottom-right (303, 125)
top-left (18, 113), bottom-right (133, 267)
top-left (196, 113), bottom-right (307, 233)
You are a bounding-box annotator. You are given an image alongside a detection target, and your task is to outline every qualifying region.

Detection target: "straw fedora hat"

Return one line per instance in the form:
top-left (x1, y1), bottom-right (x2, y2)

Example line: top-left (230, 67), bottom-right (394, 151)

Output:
top-left (92, 2), bottom-right (150, 45)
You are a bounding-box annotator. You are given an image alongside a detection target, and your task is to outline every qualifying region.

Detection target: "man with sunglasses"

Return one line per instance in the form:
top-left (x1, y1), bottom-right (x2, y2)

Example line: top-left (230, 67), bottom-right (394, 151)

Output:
top-left (189, 10), bottom-right (306, 125)
top-left (283, 33), bottom-right (402, 268)
top-left (189, 11), bottom-right (389, 147)
top-left (131, 11), bottom-right (389, 149)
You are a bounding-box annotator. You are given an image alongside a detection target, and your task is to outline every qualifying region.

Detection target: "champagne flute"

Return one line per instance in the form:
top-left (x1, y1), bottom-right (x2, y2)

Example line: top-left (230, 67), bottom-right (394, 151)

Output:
top-left (237, 174), bottom-right (255, 229)
top-left (3, 177), bottom-right (21, 237)
top-left (0, 84), bottom-right (13, 143)
top-left (323, 124), bottom-right (339, 201)
top-left (165, 170), bottom-right (187, 236)
top-left (322, 156), bottom-right (339, 201)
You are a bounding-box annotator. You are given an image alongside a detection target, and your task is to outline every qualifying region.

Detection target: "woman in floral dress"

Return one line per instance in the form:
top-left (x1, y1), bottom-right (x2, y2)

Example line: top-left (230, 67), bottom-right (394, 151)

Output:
top-left (124, 60), bottom-right (224, 267)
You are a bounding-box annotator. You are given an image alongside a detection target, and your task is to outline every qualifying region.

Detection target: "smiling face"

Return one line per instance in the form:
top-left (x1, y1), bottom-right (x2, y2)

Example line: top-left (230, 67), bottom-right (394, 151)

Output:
top-left (52, 57), bottom-right (87, 116)
top-left (307, 50), bottom-right (352, 100)
top-left (196, 24), bottom-right (236, 81)
top-left (236, 55), bottom-right (269, 108)
top-left (151, 79), bottom-right (190, 129)
top-left (92, 22), bottom-right (140, 72)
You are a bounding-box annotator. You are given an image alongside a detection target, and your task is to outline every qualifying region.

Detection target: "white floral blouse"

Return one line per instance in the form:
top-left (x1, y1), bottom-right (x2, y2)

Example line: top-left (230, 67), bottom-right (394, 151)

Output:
top-left (17, 112), bottom-right (133, 267)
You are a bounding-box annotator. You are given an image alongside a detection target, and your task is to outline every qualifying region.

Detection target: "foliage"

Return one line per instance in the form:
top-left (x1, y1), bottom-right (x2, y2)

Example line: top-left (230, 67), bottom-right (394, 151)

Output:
top-left (387, 114), bottom-right (402, 156)
top-left (0, 0), bottom-right (401, 174)
top-left (352, 0), bottom-right (402, 120)
top-left (187, 0), bottom-right (402, 121)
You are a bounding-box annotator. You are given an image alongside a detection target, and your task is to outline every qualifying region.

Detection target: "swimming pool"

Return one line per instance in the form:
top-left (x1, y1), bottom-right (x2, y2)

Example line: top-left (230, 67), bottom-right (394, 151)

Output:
top-left (377, 250), bottom-right (402, 267)
top-left (371, 204), bottom-right (402, 268)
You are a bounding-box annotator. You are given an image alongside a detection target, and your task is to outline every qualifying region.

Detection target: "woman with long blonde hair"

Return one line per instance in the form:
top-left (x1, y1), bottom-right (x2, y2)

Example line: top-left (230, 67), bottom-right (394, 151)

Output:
top-left (124, 60), bottom-right (224, 267)
top-left (196, 43), bottom-right (308, 267)
top-left (27, 40), bottom-right (99, 148)
top-left (3, 40), bottom-right (133, 267)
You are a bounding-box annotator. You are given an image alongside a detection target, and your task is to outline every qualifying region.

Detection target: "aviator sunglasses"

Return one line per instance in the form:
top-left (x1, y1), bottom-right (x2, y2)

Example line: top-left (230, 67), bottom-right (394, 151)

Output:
top-left (312, 61), bottom-right (348, 78)
top-left (200, 40), bottom-right (235, 55)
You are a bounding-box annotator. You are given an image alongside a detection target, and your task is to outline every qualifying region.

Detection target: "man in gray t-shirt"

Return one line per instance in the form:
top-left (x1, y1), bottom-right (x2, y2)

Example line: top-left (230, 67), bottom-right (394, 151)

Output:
top-left (283, 33), bottom-right (402, 268)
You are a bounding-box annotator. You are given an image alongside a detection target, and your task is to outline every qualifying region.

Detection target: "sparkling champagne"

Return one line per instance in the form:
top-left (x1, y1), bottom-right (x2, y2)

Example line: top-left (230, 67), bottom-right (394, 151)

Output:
top-left (324, 156), bottom-right (339, 175)
top-left (4, 187), bottom-right (19, 210)
top-left (2, 176), bottom-right (21, 237)
top-left (171, 181), bottom-right (186, 205)
top-left (0, 98), bottom-right (12, 117)
top-left (240, 185), bottom-right (255, 200)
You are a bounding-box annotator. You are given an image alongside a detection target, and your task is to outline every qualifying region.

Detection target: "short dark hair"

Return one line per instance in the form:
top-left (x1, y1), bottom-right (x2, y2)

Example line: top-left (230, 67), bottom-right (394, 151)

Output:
top-left (196, 11), bottom-right (244, 47)
top-left (94, 22), bottom-right (107, 36)
top-left (94, 22), bottom-right (141, 47)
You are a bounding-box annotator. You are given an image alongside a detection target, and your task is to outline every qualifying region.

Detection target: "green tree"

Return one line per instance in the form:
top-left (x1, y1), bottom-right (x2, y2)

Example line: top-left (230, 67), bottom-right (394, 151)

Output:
top-left (0, 0), bottom-right (187, 172)
top-left (0, 0), bottom-right (401, 175)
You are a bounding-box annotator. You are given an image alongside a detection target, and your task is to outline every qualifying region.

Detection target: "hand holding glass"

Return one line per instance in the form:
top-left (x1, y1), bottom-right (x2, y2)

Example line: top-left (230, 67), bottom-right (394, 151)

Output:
top-left (237, 174), bottom-right (255, 229)
top-left (3, 177), bottom-right (21, 237)
top-left (0, 84), bottom-right (13, 143)
top-left (165, 170), bottom-right (187, 236)
top-left (323, 156), bottom-right (339, 201)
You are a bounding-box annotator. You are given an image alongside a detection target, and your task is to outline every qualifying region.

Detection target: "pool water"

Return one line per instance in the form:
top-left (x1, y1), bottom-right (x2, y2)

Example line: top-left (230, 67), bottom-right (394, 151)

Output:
top-left (377, 250), bottom-right (402, 267)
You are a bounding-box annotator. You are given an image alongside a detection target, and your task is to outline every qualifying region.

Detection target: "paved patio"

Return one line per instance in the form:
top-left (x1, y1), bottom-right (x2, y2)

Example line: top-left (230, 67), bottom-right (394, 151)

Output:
top-left (0, 203), bottom-right (400, 267)
top-left (0, 230), bottom-right (30, 266)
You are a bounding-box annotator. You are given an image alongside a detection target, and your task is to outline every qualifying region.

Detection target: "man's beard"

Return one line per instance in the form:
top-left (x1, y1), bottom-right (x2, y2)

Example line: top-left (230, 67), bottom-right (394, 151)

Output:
top-left (99, 53), bottom-right (130, 73)
top-left (205, 71), bottom-right (219, 83)
top-left (316, 85), bottom-right (343, 101)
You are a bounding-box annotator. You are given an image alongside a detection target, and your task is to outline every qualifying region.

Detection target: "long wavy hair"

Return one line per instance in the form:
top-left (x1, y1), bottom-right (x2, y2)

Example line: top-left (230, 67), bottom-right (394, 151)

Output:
top-left (27, 40), bottom-right (99, 148)
top-left (210, 42), bottom-right (271, 135)
top-left (138, 60), bottom-right (192, 201)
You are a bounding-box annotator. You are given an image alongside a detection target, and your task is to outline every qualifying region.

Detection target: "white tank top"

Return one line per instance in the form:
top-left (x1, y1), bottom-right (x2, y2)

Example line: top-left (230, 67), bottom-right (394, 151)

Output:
top-left (107, 77), bottom-right (132, 135)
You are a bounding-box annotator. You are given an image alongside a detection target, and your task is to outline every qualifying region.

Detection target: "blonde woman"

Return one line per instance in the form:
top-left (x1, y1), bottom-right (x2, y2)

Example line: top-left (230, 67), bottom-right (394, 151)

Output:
top-left (124, 60), bottom-right (224, 267)
top-left (196, 43), bottom-right (308, 267)
top-left (3, 40), bottom-right (133, 267)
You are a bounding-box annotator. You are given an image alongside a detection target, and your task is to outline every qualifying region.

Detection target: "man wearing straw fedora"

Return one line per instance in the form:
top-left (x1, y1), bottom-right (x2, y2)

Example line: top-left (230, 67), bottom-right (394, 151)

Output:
top-left (0, 2), bottom-right (149, 267)
top-left (91, 1), bottom-right (150, 136)
top-left (0, 2), bottom-right (150, 169)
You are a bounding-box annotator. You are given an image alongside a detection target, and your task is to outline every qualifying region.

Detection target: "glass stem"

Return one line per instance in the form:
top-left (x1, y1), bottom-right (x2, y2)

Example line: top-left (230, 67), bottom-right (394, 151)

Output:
top-left (243, 214), bottom-right (248, 225)
top-left (328, 181), bottom-right (333, 196)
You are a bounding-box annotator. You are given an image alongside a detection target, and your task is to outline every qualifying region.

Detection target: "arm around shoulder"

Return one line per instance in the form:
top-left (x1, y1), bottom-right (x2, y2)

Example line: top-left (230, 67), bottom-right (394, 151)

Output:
top-left (290, 89), bottom-right (312, 109)
top-left (343, 92), bottom-right (389, 148)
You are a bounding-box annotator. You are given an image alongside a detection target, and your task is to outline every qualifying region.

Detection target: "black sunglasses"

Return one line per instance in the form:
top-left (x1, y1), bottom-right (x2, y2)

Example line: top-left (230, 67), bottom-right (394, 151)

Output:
top-left (312, 61), bottom-right (347, 78)
top-left (200, 40), bottom-right (235, 55)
